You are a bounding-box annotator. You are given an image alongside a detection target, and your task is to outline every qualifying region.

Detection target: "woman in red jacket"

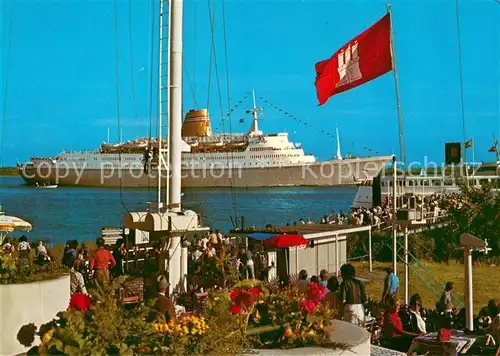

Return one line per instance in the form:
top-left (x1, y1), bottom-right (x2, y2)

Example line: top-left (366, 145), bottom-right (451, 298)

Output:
top-left (383, 295), bottom-right (424, 352)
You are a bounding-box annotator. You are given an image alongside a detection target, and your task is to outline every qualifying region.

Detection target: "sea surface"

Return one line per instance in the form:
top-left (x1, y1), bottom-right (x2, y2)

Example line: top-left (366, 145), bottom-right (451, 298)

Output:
top-left (0, 176), bottom-right (356, 244)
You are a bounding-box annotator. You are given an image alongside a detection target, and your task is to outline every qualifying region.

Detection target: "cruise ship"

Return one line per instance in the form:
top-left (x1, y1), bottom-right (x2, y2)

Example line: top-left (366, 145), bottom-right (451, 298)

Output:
top-left (18, 97), bottom-right (392, 188)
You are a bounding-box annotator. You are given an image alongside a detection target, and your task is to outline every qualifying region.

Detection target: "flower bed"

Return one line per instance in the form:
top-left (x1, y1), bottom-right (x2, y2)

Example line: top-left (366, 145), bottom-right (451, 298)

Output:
top-left (0, 250), bottom-right (68, 284)
top-left (19, 278), bottom-right (351, 355)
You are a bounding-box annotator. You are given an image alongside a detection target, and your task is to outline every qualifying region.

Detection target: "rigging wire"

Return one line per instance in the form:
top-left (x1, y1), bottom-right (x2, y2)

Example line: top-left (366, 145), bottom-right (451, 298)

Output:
top-left (455, 0), bottom-right (467, 163)
top-left (206, 0), bottom-right (225, 134)
top-left (147, 0), bottom-right (157, 202)
top-left (113, 0), bottom-right (130, 213)
top-left (207, 0), bottom-right (240, 224)
top-left (128, 0), bottom-right (139, 124)
top-left (221, 0), bottom-right (239, 222)
top-left (193, 1), bottom-right (197, 107)
top-left (1, 6), bottom-right (13, 184)
top-left (183, 55), bottom-right (199, 108)
top-left (206, 0), bottom-right (215, 111)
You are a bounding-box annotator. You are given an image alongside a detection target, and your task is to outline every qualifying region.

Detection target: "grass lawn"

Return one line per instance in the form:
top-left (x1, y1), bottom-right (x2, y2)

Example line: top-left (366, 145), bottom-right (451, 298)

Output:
top-left (352, 260), bottom-right (499, 314)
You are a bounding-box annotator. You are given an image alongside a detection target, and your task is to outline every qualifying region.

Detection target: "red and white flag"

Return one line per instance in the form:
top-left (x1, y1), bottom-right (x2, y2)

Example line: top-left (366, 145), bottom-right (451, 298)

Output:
top-left (315, 13), bottom-right (393, 106)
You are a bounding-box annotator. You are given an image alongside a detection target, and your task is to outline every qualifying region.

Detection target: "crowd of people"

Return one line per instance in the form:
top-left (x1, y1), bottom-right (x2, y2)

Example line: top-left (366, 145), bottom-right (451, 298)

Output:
top-left (294, 263), bottom-right (499, 353)
top-left (290, 192), bottom-right (463, 230)
top-left (186, 230), bottom-right (272, 288)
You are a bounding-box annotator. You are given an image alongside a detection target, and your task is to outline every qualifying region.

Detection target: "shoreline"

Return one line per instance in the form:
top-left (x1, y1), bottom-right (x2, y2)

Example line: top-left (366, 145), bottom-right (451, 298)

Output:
top-left (0, 167), bottom-right (19, 177)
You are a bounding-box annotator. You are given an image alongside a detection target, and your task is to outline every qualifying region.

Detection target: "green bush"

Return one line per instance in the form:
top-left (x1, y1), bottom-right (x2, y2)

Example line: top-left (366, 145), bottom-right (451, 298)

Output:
top-left (0, 251), bottom-right (68, 284)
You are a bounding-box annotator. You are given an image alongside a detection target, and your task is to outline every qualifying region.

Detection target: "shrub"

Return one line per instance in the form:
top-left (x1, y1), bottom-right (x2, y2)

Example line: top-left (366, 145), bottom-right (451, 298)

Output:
top-left (0, 251), bottom-right (68, 284)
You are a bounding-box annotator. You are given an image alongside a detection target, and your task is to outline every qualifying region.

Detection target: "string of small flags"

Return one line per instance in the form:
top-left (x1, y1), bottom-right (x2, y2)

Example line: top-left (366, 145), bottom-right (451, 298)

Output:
top-left (226, 92), bottom-right (252, 119)
top-left (257, 95), bottom-right (381, 155)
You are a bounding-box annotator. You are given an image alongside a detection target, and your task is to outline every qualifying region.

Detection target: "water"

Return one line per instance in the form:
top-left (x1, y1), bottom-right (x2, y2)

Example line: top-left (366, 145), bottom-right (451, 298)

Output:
top-left (0, 176), bottom-right (356, 244)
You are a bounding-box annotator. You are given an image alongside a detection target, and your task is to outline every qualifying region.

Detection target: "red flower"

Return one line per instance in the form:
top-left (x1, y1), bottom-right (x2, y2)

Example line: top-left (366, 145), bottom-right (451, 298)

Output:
top-left (248, 287), bottom-right (263, 297)
top-left (68, 293), bottom-right (91, 312)
top-left (229, 288), bottom-right (242, 301)
top-left (231, 305), bottom-right (242, 314)
top-left (300, 299), bottom-right (316, 313)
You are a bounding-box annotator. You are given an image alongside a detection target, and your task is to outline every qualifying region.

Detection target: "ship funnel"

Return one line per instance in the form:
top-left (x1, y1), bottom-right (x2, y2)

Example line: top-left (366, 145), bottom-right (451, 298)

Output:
top-left (182, 109), bottom-right (212, 137)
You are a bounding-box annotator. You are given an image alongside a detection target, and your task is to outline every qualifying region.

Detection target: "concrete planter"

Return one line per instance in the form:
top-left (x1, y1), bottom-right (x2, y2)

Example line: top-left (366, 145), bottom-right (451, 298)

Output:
top-left (248, 320), bottom-right (405, 355)
top-left (0, 275), bottom-right (70, 356)
top-left (248, 320), bottom-right (371, 355)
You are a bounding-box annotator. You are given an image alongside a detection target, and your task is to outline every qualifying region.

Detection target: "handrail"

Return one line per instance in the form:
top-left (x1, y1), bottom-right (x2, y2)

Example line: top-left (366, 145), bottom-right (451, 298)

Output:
top-left (393, 240), bottom-right (465, 307)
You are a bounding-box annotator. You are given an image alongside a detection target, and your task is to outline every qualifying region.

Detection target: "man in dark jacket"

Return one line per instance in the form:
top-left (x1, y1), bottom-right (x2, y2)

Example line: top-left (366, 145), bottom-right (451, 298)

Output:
top-left (155, 275), bottom-right (176, 322)
top-left (339, 264), bottom-right (367, 326)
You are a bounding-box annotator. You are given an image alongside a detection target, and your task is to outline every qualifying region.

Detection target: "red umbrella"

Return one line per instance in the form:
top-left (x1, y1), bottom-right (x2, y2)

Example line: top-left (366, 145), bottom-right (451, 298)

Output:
top-left (263, 234), bottom-right (308, 248)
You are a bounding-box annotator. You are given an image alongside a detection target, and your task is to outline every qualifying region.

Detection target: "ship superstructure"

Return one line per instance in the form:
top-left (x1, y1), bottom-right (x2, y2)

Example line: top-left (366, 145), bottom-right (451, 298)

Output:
top-left (18, 92), bottom-right (392, 187)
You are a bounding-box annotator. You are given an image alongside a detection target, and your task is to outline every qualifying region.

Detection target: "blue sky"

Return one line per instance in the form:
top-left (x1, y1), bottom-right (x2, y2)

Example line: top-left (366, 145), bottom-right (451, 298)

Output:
top-left (1, 0), bottom-right (499, 166)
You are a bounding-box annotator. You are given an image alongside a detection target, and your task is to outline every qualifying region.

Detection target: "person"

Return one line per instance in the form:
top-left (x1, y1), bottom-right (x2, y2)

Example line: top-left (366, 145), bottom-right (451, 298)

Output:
top-left (18, 236), bottom-right (31, 258)
top-left (205, 242), bottom-right (216, 258)
top-left (2, 237), bottom-right (15, 253)
top-left (70, 259), bottom-right (88, 295)
top-left (111, 238), bottom-right (126, 277)
top-left (319, 269), bottom-right (329, 288)
top-left (323, 276), bottom-right (340, 311)
top-left (383, 295), bottom-right (424, 352)
top-left (437, 282), bottom-right (454, 314)
top-left (89, 238), bottom-right (116, 286)
top-left (192, 246), bottom-right (203, 262)
top-left (155, 275), bottom-right (176, 322)
top-left (35, 240), bottom-right (50, 264)
top-left (257, 250), bottom-right (269, 281)
top-left (339, 264), bottom-right (367, 326)
top-left (62, 240), bottom-right (78, 268)
top-left (209, 230), bottom-right (218, 246)
top-left (297, 269), bottom-right (309, 295)
top-left (200, 234), bottom-right (209, 250)
top-left (407, 293), bottom-right (427, 334)
top-left (77, 243), bottom-right (89, 261)
top-left (482, 300), bottom-right (500, 347)
top-left (244, 248), bottom-right (255, 279)
top-left (382, 267), bottom-right (399, 305)
top-left (215, 229), bottom-right (223, 245)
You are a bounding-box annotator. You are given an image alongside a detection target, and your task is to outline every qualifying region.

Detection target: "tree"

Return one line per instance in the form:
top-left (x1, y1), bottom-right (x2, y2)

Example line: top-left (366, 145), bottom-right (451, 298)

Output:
top-left (446, 183), bottom-right (500, 256)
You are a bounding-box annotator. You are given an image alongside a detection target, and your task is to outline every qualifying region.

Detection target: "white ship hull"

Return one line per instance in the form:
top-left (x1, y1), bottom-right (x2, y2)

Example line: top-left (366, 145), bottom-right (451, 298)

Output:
top-left (19, 156), bottom-right (392, 188)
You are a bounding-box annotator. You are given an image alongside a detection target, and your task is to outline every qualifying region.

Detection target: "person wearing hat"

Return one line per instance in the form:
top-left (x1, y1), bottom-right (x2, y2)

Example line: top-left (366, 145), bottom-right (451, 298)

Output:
top-left (155, 275), bottom-right (176, 322)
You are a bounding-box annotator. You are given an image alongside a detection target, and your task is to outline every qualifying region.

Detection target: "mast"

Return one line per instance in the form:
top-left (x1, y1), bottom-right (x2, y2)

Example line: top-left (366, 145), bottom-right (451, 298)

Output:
top-left (165, 0), bottom-right (172, 208)
top-left (168, 0), bottom-right (183, 211)
top-left (250, 89), bottom-right (262, 135)
top-left (494, 135), bottom-right (500, 163)
top-left (386, 2), bottom-right (406, 169)
top-left (336, 126), bottom-right (342, 160)
top-left (157, 0), bottom-right (165, 209)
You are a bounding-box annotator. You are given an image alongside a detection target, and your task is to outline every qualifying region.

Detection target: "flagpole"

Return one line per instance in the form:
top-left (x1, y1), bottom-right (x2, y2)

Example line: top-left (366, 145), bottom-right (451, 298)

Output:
top-left (472, 137), bottom-right (475, 166)
top-left (455, 0), bottom-right (467, 164)
top-left (386, 2), bottom-right (406, 170)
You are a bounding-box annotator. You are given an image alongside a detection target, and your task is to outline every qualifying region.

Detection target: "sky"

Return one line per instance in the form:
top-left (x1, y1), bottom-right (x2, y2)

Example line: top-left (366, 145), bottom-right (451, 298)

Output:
top-left (1, 0), bottom-right (499, 167)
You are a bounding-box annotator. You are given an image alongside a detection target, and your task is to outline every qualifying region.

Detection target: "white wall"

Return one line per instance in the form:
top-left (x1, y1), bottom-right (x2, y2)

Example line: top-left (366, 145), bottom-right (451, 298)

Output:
top-left (0, 275), bottom-right (70, 355)
top-left (288, 237), bottom-right (347, 277)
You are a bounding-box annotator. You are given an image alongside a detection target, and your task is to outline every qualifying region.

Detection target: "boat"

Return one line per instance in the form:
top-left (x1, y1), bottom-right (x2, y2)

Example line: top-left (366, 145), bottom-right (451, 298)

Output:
top-left (351, 161), bottom-right (500, 209)
top-left (35, 183), bottom-right (58, 189)
top-left (17, 96), bottom-right (391, 188)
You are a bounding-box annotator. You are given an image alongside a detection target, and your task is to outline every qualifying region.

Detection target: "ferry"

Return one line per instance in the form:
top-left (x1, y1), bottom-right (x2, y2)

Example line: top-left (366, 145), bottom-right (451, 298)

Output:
top-left (352, 162), bottom-right (500, 208)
